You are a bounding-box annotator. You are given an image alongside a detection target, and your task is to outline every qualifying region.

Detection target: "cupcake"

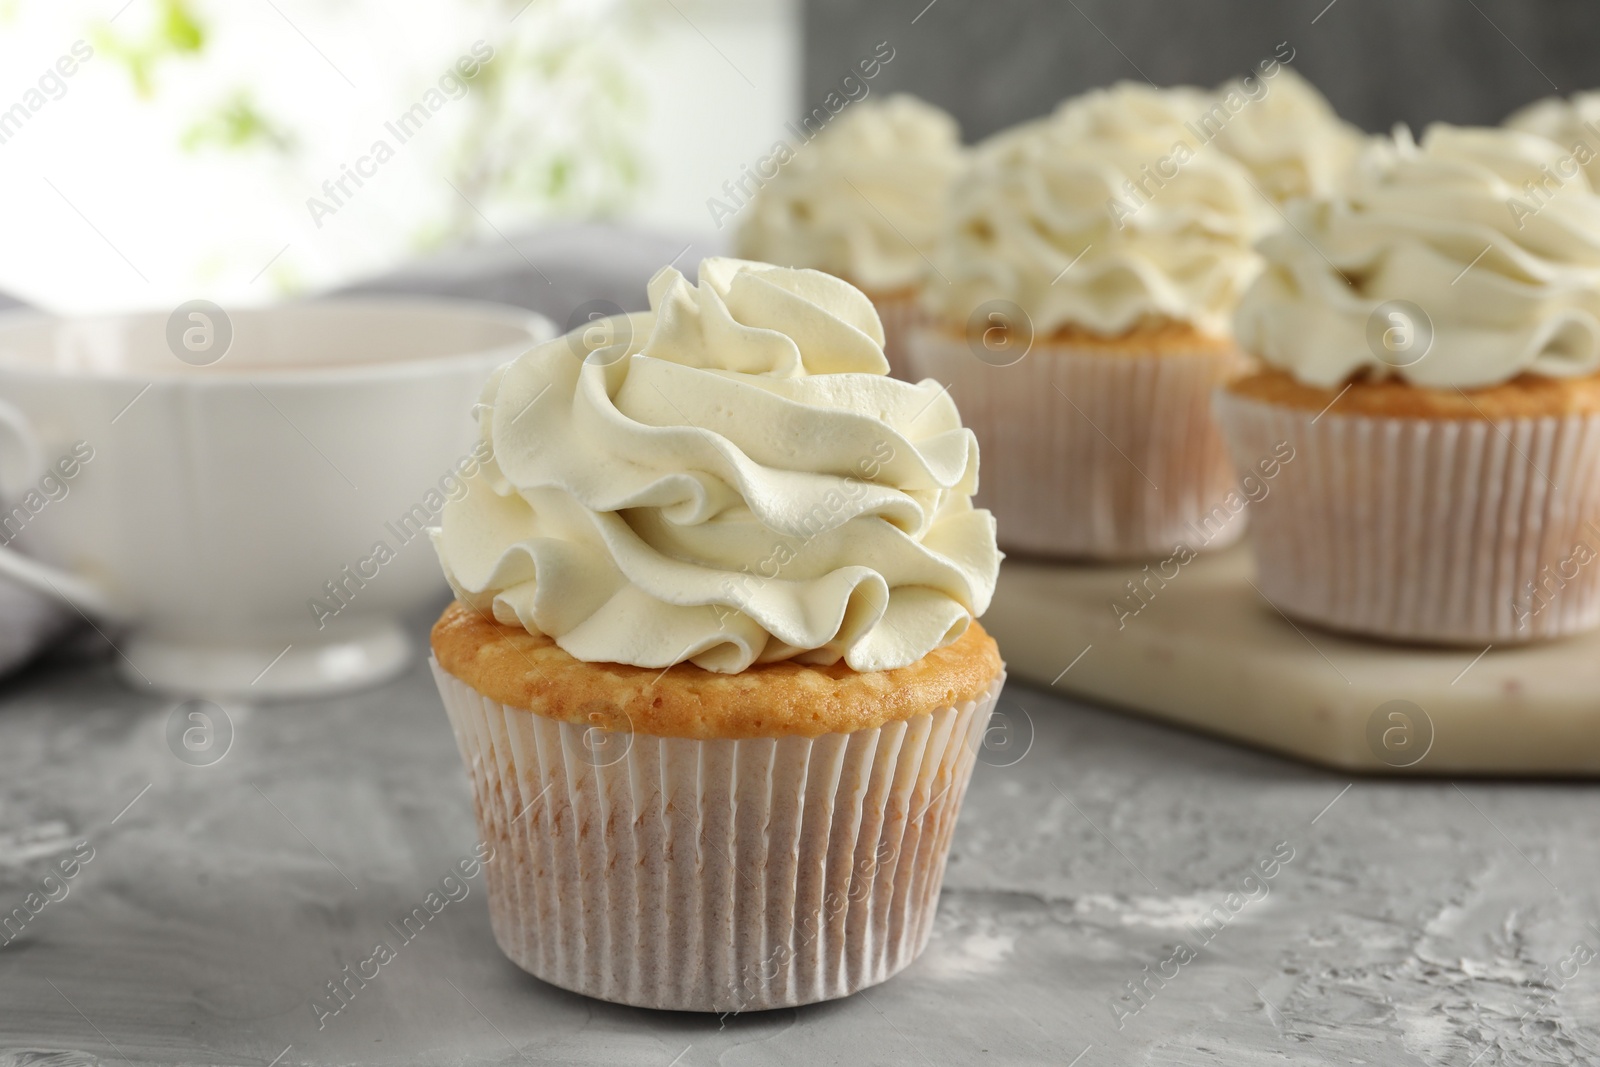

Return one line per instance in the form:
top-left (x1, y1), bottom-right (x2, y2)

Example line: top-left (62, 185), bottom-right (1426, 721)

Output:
top-left (736, 94), bottom-right (965, 380)
top-left (428, 258), bottom-right (1003, 1011)
top-left (1218, 125), bottom-right (1600, 643)
top-left (911, 83), bottom-right (1276, 559)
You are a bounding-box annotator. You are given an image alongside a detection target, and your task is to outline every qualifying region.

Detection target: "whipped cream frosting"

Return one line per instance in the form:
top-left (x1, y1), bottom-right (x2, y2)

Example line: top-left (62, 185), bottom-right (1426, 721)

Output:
top-left (1236, 124), bottom-right (1600, 389)
top-left (1210, 67), bottom-right (1368, 203)
top-left (736, 95), bottom-right (965, 294)
top-left (432, 257), bottom-right (1000, 674)
top-left (1505, 90), bottom-right (1600, 186)
top-left (926, 82), bottom-right (1275, 338)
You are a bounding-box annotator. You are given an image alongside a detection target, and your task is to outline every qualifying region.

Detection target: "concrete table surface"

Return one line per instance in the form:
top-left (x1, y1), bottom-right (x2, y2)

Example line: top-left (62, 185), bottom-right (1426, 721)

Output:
top-left (1, 603), bottom-right (1597, 1066)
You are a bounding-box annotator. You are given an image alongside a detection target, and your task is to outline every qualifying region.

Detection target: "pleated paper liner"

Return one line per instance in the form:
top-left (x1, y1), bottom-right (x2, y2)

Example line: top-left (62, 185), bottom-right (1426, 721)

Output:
top-left (432, 660), bottom-right (1004, 1013)
top-left (863, 286), bottom-right (924, 382)
top-left (1215, 389), bottom-right (1600, 642)
top-left (906, 324), bottom-right (1251, 560)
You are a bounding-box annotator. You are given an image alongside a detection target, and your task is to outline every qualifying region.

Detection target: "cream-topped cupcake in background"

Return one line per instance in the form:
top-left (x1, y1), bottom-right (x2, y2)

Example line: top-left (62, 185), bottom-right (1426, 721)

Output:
top-left (1219, 124), bottom-right (1600, 643)
top-left (736, 94), bottom-right (965, 379)
top-left (1209, 66), bottom-right (1368, 203)
top-left (428, 257), bottom-right (1003, 1012)
top-left (911, 82), bottom-right (1275, 560)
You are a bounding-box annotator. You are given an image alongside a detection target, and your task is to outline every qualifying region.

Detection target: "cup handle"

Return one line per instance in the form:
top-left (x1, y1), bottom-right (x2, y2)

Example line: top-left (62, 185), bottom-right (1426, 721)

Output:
top-left (0, 399), bottom-right (121, 620)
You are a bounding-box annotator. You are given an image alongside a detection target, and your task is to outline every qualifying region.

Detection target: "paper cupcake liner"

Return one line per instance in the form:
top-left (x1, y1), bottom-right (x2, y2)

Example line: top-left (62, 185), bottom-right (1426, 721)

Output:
top-left (866, 289), bottom-right (925, 383)
top-left (1214, 390), bottom-right (1600, 643)
top-left (431, 659), bottom-right (1003, 1013)
top-left (906, 325), bottom-right (1249, 560)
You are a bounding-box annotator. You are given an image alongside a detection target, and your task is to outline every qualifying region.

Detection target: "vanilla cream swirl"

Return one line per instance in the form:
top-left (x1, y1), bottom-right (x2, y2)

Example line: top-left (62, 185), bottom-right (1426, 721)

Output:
top-left (431, 258), bottom-right (1000, 674)
top-left (1236, 124), bottom-right (1600, 388)
top-left (736, 94), bottom-right (965, 293)
top-left (926, 82), bottom-right (1275, 338)
top-left (1210, 67), bottom-right (1368, 203)
top-left (1505, 91), bottom-right (1600, 187)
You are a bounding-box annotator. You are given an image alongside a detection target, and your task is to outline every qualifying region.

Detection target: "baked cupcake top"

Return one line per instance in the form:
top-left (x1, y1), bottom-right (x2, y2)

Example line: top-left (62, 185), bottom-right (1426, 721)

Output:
top-left (1209, 67), bottom-right (1367, 204)
top-left (735, 94), bottom-right (964, 294)
top-left (1235, 124), bottom-right (1600, 389)
top-left (431, 602), bottom-right (1002, 739)
top-left (431, 257), bottom-right (1000, 675)
top-left (1505, 91), bottom-right (1600, 187)
top-left (925, 82), bottom-right (1275, 339)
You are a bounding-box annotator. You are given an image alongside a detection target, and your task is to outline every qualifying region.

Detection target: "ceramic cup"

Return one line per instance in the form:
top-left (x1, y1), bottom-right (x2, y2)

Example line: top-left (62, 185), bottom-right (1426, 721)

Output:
top-left (0, 298), bottom-right (551, 698)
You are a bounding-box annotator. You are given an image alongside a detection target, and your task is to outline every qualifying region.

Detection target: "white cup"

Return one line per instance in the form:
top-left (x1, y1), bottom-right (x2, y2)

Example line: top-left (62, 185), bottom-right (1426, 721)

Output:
top-left (0, 298), bottom-right (551, 698)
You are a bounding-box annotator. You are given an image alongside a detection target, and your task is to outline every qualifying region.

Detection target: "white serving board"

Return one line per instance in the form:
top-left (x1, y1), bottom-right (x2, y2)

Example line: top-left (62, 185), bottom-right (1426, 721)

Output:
top-left (983, 541), bottom-right (1600, 776)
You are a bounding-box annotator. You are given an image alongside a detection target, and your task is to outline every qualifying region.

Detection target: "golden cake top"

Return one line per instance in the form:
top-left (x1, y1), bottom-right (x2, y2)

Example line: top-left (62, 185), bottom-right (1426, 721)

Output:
top-left (1226, 365), bottom-right (1600, 418)
top-left (431, 600), bottom-right (1002, 739)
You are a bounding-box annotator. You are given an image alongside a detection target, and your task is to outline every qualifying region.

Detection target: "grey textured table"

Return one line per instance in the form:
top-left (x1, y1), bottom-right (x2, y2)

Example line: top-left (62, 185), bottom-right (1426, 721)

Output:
top-left (1, 602), bottom-right (1596, 1066)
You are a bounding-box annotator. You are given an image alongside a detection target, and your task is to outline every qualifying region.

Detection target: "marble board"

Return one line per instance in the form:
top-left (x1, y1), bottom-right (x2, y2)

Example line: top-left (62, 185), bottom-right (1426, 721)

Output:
top-left (983, 541), bottom-right (1600, 776)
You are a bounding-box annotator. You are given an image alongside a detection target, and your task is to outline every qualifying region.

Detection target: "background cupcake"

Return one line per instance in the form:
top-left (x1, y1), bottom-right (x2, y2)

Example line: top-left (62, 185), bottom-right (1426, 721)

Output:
top-left (429, 257), bottom-right (1004, 1011)
top-left (912, 81), bottom-right (1276, 559)
top-left (1219, 124), bottom-right (1600, 642)
top-left (736, 94), bottom-right (965, 379)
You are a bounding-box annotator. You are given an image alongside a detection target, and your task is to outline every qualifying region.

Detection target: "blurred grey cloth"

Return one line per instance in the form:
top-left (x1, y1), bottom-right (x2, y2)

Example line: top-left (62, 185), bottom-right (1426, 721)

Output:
top-left (0, 288), bottom-right (81, 679)
top-left (0, 585), bottom-right (77, 677)
top-left (336, 221), bottom-right (724, 332)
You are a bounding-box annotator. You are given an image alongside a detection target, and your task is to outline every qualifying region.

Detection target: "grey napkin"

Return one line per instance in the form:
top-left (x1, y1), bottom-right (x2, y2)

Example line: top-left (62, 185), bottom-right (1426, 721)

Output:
top-left (0, 581), bottom-right (77, 676)
top-left (0, 288), bottom-right (82, 677)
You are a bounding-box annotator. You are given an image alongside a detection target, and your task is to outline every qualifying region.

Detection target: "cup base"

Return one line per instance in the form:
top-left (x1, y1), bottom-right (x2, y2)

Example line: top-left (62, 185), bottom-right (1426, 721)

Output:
top-left (121, 620), bottom-right (411, 698)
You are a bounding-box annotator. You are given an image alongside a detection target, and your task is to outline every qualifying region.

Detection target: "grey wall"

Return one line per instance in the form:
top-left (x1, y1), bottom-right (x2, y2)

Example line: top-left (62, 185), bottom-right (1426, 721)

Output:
top-left (804, 0), bottom-right (1600, 140)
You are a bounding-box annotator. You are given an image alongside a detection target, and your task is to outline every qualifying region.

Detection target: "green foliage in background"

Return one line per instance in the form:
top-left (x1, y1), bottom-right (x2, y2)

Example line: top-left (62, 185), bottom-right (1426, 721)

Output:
top-left (94, 0), bottom-right (205, 97)
top-left (87, 0), bottom-right (651, 274)
top-left (181, 89), bottom-right (298, 154)
top-left (432, 0), bottom-right (649, 247)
